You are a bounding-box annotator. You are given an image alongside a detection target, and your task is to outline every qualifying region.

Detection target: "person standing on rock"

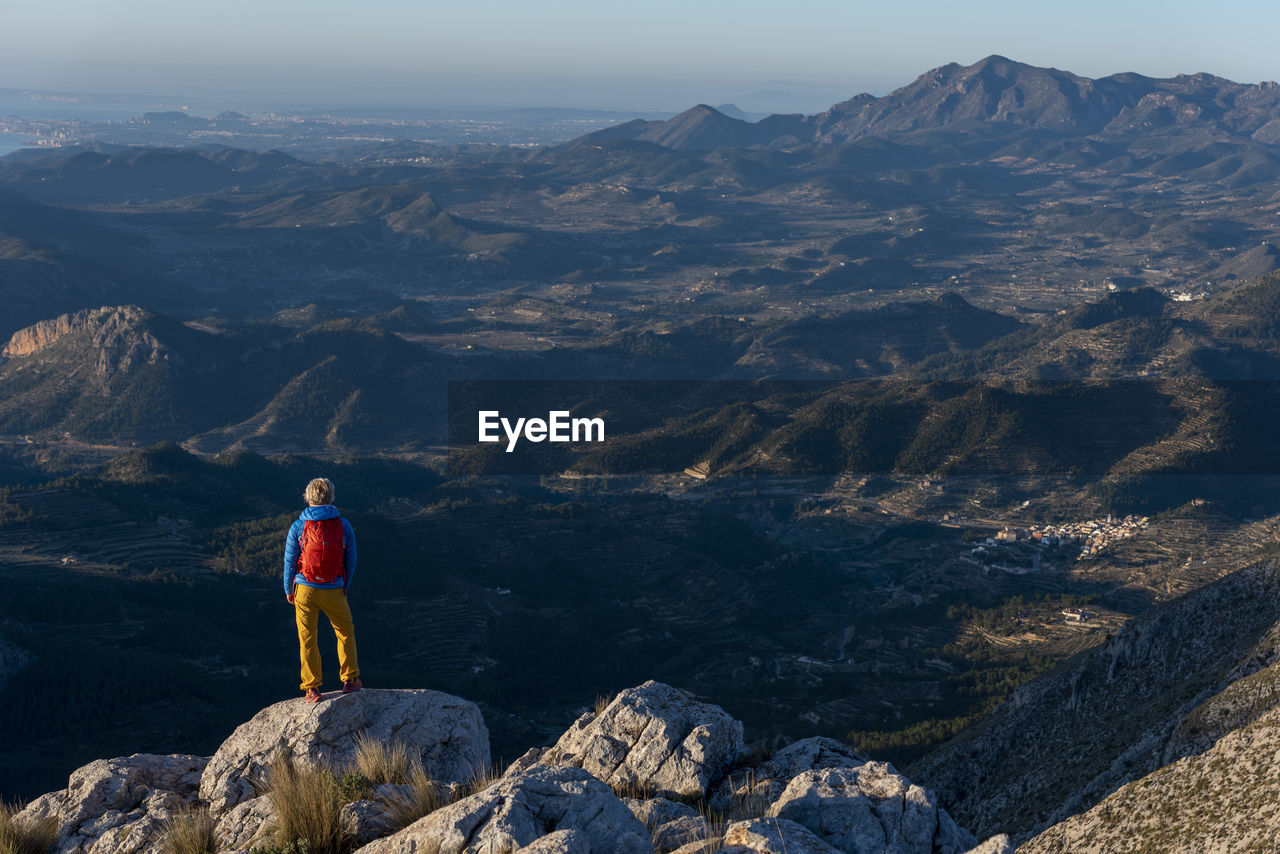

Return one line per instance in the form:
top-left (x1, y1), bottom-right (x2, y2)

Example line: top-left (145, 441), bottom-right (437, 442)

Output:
top-left (283, 477), bottom-right (361, 702)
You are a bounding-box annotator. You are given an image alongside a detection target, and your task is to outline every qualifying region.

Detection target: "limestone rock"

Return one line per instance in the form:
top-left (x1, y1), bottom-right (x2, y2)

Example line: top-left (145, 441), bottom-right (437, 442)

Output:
top-left (342, 799), bottom-right (398, 848)
top-left (539, 681), bottom-right (743, 799)
top-left (710, 737), bottom-right (865, 815)
top-left (515, 828), bottom-right (591, 854)
top-left (504, 746), bottom-right (550, 777)
top-left (215, 796), bottom-right (277, 853)
top-left (200, 688), bottom-right (489, 814)
top-left (766, 765), bottom-right (976, 854)
top-left (16, 754), bottom-right (207, 854)
top-left (651, 815), bottom-right (709, 851)
top-left (724, 818), bottom-right (842, 854)
top-left (622, 797), bottom-right (699, 831)
top-left (13, 791), bottom-right (66, 827)
top-left (962, 836), bottom-right (1015, 854)
top-left (355, 765), bottom-right (653, 854)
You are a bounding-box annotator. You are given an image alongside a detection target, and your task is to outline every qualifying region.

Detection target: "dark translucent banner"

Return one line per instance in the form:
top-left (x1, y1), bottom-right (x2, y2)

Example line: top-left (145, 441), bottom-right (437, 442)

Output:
top-left (446, 378), bottom-right (1280, 479)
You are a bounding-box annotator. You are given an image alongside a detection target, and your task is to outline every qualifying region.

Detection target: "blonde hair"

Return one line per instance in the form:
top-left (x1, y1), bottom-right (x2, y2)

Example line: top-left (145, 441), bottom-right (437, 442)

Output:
top-left (304, 477), bottom-right (334, 506)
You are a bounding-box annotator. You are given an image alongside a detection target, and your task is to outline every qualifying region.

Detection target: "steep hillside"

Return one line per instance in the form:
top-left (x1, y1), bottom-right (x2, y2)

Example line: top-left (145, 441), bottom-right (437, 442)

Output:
top-left (1023, 703), bottom-right (1280, 852)
top-left (911, 560), bottom-right (1280, 841)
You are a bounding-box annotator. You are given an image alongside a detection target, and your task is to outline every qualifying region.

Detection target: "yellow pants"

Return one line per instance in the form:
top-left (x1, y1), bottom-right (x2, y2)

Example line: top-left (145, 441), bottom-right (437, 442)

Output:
top-left (294, 585), bottom-right (359, 691)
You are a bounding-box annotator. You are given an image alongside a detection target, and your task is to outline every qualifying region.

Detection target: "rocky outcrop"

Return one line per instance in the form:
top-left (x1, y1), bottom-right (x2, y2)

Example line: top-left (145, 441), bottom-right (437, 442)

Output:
top-left (15, 753), bottom-right (207, 854)
top-left (355, 765), bottom-right (653, 854)
top-left (199, 688), bottom-right (489, 814)
top-left (1, 306), bottom-right (168, 370)
top-left (15, 682), bottom-right (985, 854)
top-left (534, 681), bottom-right (744, 799)
top-left (765, 765), bottom-right (975, 854)
top-left (710, 737), bottom-right (866, 815)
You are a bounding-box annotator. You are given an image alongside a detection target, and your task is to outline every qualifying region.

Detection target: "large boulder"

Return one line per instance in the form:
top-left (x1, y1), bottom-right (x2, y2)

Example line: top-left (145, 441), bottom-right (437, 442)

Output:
top-left (15, 754), bottom-right (207, 854)
top-left (355, 765), bottom-right (653, 854)
top-left (710, 737), bottom-right (866, 815)
top-left (766, 765), bottom-right (976, 854)
top-left (538, 681), bottom-right (744, 799)
top-left (199, 688), bottom-right (489, 814)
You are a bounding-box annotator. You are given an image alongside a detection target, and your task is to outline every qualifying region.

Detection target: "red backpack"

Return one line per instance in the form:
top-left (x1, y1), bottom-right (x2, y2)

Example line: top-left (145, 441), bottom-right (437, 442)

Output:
top-left (299, 518), bottom-right (345, 584)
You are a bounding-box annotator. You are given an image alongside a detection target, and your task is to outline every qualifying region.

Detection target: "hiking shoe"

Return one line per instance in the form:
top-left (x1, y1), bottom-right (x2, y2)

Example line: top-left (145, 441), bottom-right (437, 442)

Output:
top-left (342, 678), bottom-right (363, 694)
top-left (305, 688), bottom-right (323, 703)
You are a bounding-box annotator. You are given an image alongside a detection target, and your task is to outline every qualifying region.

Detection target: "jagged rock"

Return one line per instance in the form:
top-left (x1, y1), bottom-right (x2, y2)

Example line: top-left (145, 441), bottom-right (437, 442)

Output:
top-left (765, 765), bottom-right (976, 854)
top-left (16, 754), bottom-right (207, 854)
top-left (13, 791), bottom-right (66, 827)
top-left (342, 800), bottom-right (396, 847)
top-left (537, 681), bottom-right (743, 799)
top-left (667, 843), bottom-right (716, 854)
top-left (355, 765), bottom-right (653, 854)
top-left (215, 796), bottom-right (277, 853)
top-left (75, 791), bottom-right (183, 854)
top-left (622, 797), bottom-right (699, 831)
top-left (339, 783), bottom-right (423, 846)
top-left (200, 688), bottom-right (489, 815)
top-left (515, 828), bottom-right (591, 854)
top-left (505, 746), bottom-right (550, 777)
top-left (962, 836), bottom-right (1015, 854)
top-left (651, 815), bottom-right (710, 851)
top-left (710, 737), bottom-right (866, 814)
top-left (724, 818), bottom-right (842, 854)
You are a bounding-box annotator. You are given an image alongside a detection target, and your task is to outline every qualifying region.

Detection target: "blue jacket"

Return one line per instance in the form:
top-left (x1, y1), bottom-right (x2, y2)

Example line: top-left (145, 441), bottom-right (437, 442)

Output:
top-left (283, 505), bottom-right (357, 595)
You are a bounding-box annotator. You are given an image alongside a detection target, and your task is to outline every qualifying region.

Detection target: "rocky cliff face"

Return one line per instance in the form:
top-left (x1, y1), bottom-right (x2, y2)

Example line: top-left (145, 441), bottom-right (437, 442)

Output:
top-left (1, 306), bottom-right (166, 366)
top-left (11, 680), bottom-right (1007, 854)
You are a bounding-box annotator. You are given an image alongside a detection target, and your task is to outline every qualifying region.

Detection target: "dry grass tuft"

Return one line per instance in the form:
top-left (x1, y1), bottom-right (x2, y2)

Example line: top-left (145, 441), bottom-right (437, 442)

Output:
top-left (449, 764), bottom-right (504, 803)
top-left (691, 802), bottom-right (727, 854)
top-left (351, 733), bottom-right (412, 785)
top-left (0, 802), bottom-right (59, 854)
top-left (161, 806), bottom-right (218, 854)
top-left (381, 759), bottom-right (445, 831)
top-left (721, 770), bottom-right (772, 821)
top-left (262, 753), bottom-right (348, 854)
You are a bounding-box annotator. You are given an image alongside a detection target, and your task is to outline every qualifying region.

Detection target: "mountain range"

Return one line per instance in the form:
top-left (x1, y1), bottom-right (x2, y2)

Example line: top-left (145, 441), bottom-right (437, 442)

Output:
top-left (588, 55), bottom-right (1280, 151)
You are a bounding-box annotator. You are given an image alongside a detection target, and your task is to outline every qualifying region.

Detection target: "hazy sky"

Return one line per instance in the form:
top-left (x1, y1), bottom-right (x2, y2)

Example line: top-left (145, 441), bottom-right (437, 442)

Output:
top-left (3, 0), bottom-right (1279, 113)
